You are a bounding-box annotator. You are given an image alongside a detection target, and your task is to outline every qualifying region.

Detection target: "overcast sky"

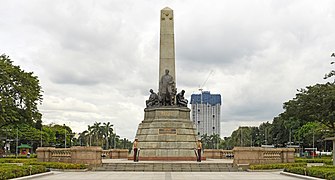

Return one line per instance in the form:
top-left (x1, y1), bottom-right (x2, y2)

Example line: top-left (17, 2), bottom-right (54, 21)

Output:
top-left (1, 0), bottom-right (334, 139)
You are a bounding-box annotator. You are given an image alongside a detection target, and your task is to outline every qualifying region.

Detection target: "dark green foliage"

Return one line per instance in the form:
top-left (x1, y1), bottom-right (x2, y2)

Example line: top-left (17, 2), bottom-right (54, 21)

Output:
top-left (295, 158), bottom-right (333, 165)
top-left (0, 54), bottom-right (43, 128)
top-left (0, 164), bottom-right (46, 180)
top-left (0, 158), bottom-right (87, 179)
top-left (201, 133), bottom-right (221, 149)
top-left (285, 166), bottom-right (335, 180)
top-left (249, 163), bottom-right (306, 170)
top-left (27, 162), bottom-right (88, 169)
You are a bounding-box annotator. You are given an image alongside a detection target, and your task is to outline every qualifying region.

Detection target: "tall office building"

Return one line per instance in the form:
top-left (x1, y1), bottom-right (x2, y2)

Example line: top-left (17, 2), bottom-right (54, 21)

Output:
top-left (190, 91), bottom-right (221, 137)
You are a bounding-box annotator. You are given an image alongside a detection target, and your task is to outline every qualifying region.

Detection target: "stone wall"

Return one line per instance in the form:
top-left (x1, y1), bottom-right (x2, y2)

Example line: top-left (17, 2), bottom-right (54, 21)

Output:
top-left (36, 146), bottom-right (102, 165)
top-left (102, 149), bottom-right (129, 159)
top-left (233, 147), bottom-right (295, 166)
top-left (204, 149), bottom-right (233, 159)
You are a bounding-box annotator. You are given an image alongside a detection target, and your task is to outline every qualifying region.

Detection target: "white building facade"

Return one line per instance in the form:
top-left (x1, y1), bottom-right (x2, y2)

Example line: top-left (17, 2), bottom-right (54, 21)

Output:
top-left (190, 91), bottom-right (221, 137)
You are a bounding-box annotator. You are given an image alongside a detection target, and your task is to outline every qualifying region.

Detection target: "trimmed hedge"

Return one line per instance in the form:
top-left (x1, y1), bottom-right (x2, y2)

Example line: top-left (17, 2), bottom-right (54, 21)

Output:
top-left (0, 158), bottom-right (37, 164)
top-left (0, 158), bottom-right (87, 169)
top-left (0, 164), bottom-right (47, 180)
top-left (0, 158), bottom-right (88, 179)
top-left (3, 154), bottom-right (37, 158)
top-left (27, 161), bottom-right (88, 169)
top-left (295, 158), bottom-right (333, 165)
top-left (285, 166), bottom-right (335, 180)
top-left (249, 163), bottom-right (306, 170)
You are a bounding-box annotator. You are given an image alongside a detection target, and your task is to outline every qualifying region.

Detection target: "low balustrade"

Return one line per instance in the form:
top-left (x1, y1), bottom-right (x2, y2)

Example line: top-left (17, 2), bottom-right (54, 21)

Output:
top-left (204, 149), bottom-right (234, 159)
top-left (102, 149), bottom-right (129, 159)
top-left (37, 146), bottom-right (102, 165)
top-left (233, 147), bottom-right (295, 166)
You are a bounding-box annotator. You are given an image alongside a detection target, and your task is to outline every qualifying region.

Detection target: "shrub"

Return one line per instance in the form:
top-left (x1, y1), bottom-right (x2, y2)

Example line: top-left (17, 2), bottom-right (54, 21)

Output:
top-left (0, 158), bottom-right (37, 164)
top-left (284, 166), bottom-right (306, 175)
top-left (27, 162), bottom-right (88, 169)
top-left (0, 165), bottom-right (46, 180)
top-left (3, 154), bottom-right (37, 158)
top-left (249, 163), bottom-right (306, 170)
top-left (295, 158), bottom-right (333, 165)
top-left (285, 166), bottom-right (335, 180)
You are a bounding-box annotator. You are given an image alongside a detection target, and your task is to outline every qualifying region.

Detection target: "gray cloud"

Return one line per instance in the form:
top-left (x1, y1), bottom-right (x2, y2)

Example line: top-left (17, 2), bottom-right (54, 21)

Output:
top-left (1, 0), bottom-right (334, 138)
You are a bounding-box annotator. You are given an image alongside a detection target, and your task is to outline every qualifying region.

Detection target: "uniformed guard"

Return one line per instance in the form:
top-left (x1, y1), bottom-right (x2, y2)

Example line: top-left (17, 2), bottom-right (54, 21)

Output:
top-left (133, 138), bottom-right (139, 162)
top-left (197, 139), bottom-right (202, 162)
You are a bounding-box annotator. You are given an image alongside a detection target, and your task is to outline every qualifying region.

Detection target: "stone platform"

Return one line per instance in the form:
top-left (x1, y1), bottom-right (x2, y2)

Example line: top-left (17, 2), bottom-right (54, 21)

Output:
top-left (130, 107), bottom-right (203, 161)
top-left (97, 159), bottom-right (235, 172)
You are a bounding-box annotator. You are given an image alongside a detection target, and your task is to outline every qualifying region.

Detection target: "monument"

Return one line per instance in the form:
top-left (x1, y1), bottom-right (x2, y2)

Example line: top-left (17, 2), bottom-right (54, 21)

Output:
top-left (131, 7), bottom-right (200, 161)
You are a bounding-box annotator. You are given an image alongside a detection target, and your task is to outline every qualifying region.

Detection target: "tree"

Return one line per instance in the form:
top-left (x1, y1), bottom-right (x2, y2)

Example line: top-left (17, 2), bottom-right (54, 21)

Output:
top-left (0, 54), bottom-right (43, 128)
top-left (102, 122), bottom-right (113, 149)
top-left (283, 83), bottom-right (335, 133)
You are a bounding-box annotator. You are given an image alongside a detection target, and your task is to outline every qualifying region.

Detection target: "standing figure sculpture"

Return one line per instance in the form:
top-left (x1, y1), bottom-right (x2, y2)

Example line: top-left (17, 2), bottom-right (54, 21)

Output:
top-left (159, 69), bottom-right (175, 106)
top-left (176, 90), bottom-right (188, 107)
top-left (146, 89), bottom-right (159, 108)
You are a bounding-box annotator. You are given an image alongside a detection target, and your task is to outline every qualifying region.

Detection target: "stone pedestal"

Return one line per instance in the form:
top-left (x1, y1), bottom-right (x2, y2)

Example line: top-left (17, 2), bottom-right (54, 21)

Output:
top-left (131, 107), bottom-right (201, 161)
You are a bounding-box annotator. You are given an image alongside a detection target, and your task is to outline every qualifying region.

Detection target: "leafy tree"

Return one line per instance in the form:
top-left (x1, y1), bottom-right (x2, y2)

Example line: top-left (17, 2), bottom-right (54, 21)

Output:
top-left (295, 122), bottom-right (325, 148)
top-left (283, 83), bottom-right (335, 133)
top-left (0, 54), bottom-right (43, 128)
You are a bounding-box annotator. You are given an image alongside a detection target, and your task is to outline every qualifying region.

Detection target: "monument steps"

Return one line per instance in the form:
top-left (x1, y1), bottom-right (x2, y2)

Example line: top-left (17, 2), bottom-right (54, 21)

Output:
top-left (95, 162), bottom-right (240, 172)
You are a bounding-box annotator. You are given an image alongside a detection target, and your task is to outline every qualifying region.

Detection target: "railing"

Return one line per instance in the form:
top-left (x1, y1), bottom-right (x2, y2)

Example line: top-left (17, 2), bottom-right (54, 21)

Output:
top-left (50, 149), bottom-right (71, 157)
top-left (263, 151), bottom-right (281, 159)
top-left (203, 149), bottom-right (234, 159)
top-left (101, 149), bottom-right (129, 159)
top-left (233, 147), bottom-right (295, 165)
top-left (36, 146), bottom-right (102, 165)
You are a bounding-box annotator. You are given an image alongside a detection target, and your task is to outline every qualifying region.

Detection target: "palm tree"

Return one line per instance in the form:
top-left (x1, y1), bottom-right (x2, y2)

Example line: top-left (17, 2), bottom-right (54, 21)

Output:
top-left (88, 125), bottom-right (94, 146)
top-left (91, 122), bottom-right (102, 146)
top-left (102, 122), bottom-right (113, 149)
top-left (210, 134), bottom-right (221, 149)
top-left (79, 130), bottom-right (89, 146)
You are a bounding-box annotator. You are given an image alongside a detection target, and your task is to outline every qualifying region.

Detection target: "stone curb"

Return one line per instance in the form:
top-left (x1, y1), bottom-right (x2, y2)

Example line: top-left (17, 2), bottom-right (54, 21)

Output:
top-left (280, 171), bottom-right (325, 180)
top-left (49, 168), bottom-right (89, 172)
top-left (246, 169), bottom-right (284, 172)
top-left (11, 172), bottom-right (54, 180)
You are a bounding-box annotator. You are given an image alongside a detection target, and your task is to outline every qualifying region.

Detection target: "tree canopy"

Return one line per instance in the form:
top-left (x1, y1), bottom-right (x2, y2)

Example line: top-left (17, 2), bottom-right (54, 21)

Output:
top-left (0, 54), bottom-right (43, 128)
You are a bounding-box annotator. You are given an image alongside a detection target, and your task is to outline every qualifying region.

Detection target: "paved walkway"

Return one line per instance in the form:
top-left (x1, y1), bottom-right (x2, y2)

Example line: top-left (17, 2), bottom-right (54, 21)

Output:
top-left (34, 171), bottom-right (302, 180)
top-left (102, 159), bottom-right (234, 163)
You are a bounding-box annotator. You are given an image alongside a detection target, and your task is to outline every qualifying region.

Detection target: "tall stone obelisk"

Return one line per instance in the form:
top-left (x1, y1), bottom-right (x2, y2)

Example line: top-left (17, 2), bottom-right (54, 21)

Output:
top-left (159, 7), bottom-right (176, 90)
top-left (130, 7), bottom-right (201, 161)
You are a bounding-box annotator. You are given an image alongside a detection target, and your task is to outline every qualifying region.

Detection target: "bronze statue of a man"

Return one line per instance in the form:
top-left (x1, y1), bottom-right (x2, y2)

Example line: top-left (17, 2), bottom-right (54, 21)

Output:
top-left (176, 90), bottom-right (188, 107)
top-left (146, 89), bottom-right (159, 107)
top-left (159, 69), bottom-right (175, 106)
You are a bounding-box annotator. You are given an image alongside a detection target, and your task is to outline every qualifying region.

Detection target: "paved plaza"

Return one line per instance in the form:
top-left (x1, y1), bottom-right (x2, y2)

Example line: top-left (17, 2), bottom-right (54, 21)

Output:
top-left (33, 171), bottom-right (302, 180)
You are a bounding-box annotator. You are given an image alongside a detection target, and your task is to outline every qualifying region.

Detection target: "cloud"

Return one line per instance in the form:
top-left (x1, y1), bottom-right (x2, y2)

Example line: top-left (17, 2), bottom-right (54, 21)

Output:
top-left (1, 0), bottom-right (335, 139)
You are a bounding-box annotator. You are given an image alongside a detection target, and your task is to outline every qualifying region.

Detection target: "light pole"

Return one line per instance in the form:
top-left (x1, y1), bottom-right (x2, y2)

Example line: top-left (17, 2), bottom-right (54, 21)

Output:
top-left (64, 128), bottom-right (67, 148)
top-left (16, 128), bottom-right (18, 158)
top-left (40, 127), bottom-right (43, 147)
top-left (199, 88), bottom-right (203, 138)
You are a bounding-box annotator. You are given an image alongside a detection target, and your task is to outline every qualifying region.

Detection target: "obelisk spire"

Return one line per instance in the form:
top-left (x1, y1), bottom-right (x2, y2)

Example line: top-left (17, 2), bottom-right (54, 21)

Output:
top-left (159, 7), bottom-right (176, 92)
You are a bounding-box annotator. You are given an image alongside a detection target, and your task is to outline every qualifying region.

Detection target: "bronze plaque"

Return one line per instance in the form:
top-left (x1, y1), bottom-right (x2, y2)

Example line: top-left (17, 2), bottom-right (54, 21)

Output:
top-left (159, 128), bottom-right (177, 134)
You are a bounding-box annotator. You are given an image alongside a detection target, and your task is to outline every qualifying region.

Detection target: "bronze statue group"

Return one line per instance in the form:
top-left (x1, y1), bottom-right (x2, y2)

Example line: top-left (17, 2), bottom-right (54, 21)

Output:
top-left (146, 69), bottom-right (188, 108)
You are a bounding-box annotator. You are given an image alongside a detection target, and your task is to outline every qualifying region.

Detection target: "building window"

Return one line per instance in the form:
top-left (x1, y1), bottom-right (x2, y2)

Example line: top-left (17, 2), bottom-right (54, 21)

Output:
top-left (198, 132), bottom-right (200, 135)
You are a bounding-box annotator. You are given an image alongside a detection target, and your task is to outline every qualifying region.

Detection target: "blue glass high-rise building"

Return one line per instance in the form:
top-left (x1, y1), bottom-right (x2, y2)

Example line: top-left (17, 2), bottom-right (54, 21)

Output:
top-left (190, 91), bottom-right (221, 137)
